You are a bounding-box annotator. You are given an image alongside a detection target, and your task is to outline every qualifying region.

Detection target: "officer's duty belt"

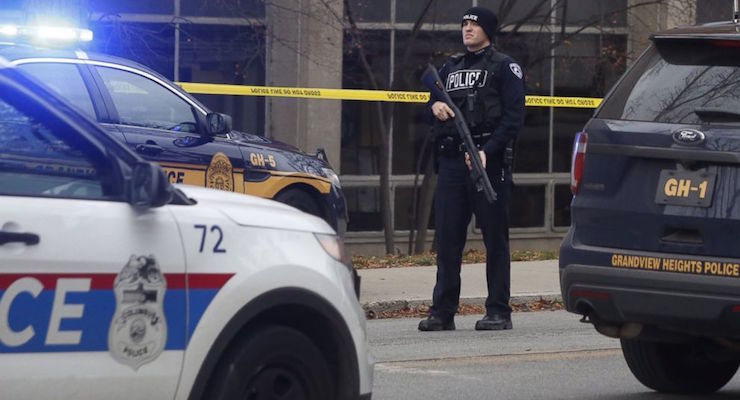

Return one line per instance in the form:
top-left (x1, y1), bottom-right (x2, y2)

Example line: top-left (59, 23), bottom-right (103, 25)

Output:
top-left (437, 133), bottom-right (490, 157)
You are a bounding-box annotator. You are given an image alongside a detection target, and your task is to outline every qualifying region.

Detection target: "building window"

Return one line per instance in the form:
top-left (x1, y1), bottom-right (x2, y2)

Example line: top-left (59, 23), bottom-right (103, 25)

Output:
top-left (345, 187), bottom-right (383, 232)
top-left (178, 24), bottom-right (266, 134)
top-left (397, 0), bottom-right (471, 24)
top-left (347, 0), bottom-right (391, 22)
top-left (501, 32), bottom-right (551, 174)
top-left (558, 0), bottom-right (628, 27)
top-left (392, 30), bottom-right (459, 176)
top-left (478, 0), bottom-right (553, 25)
top-left (697, 0), bottom-right (734, 23)
top-left (181, 0), bottom-right (265, 18)
top-left (510, 185), bottom-right (546, 228)
top-left (90, 0), bottom-right (173, 15)
top-left (554, 184), bottom-right (572, 227)
top-left (90, 22), bottom-right (175, 79)
top-left (341, 30), bottom-right (391, 176)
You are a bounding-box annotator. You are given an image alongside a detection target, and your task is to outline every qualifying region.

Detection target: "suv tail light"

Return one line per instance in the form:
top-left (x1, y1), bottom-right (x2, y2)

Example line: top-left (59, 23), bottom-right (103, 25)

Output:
top-left (570, 132), bottom-right (588, 194)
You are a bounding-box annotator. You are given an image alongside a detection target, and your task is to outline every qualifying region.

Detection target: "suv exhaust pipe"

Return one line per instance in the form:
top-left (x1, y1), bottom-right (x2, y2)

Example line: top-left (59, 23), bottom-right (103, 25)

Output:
top-left (594, 321), bottom-right (643, 339)
top-left (579, 308), bottom-right (643, 339)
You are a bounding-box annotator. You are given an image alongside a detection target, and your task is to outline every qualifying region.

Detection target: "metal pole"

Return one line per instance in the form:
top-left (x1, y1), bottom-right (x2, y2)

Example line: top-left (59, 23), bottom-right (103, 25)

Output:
top-left (547, 0), bottom-right (557, 232)
top-left (389, 0), bottom-right (396, 231)
top-left (548, 0), bottom-right (556, 174)
top-left (174, 0), bottom-right (180, 82)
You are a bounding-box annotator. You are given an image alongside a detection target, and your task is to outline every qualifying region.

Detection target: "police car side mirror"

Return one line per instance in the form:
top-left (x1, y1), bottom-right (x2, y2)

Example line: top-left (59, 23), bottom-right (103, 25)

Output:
top-left (206, 112), bottom-right (232, 136)
top-left (129, 162), bottom-right (174, 209)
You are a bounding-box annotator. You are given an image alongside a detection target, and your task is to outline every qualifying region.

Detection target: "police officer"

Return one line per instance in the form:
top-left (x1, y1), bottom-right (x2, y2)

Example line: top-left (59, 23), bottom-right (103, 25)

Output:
top-left (418, 7), bottom-right (525, 331)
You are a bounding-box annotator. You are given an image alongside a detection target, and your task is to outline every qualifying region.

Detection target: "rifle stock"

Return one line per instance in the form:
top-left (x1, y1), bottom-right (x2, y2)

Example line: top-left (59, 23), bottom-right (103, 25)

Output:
top-left (422, 64), bottom-right (497, 203)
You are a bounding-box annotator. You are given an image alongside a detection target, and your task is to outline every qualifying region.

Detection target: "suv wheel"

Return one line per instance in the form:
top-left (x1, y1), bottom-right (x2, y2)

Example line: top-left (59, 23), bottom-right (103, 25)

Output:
top-left (275, 188), bottom-right (322, 219)
top-left (205, 324), bottom-right (333, 400)
top-left (621, 338), bottom-right (739, 394)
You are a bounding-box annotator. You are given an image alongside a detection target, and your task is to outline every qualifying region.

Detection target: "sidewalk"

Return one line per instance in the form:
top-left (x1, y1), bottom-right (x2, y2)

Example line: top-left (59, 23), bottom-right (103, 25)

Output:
top-left (358, 259), bottom-right (560, 313)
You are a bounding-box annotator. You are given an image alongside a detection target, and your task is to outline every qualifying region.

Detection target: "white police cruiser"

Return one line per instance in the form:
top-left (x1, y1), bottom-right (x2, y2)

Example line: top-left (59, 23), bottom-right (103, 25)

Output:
top-left (0, 58), bottom-right (373, 399)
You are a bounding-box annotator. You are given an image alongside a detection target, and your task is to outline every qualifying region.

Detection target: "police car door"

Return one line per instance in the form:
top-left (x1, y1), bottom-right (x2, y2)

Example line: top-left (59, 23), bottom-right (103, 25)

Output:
top-left (0, 73), bottom-right (185, 398)
top-left (91, 65), bottom-right (246, 193)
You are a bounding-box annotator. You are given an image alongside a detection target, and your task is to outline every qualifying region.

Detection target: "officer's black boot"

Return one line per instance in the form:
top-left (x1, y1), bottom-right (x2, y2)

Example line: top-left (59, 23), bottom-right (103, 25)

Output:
top-left (418, 315), bottom-right (455, 331)
top-left (474, 314), bottom-right (512, 331)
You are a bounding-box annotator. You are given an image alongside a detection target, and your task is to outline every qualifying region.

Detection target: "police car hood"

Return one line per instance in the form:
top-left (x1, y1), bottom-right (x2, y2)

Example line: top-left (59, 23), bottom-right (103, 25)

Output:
top-left (228, 130), bottom-right (301, 152)
top-left (175, 185), bottom-right (334, 234)
top-left (227, 130), bottom-right (333, 172)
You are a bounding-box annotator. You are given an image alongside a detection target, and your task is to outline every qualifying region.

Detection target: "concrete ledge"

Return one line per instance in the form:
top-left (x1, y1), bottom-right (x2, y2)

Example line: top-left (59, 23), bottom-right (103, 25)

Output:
top-left (362, 293), bottom-right (562, 314)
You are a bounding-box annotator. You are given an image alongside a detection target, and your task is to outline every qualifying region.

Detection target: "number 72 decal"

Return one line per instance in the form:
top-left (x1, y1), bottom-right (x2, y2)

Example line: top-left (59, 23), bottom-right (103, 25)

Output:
top-left (194, 224), bottom-right (227, 253)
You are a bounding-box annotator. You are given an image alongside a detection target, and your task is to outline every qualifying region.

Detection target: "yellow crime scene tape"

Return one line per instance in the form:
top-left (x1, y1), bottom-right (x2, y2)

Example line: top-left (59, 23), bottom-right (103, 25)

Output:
top-left (525, 95), bottom-right (602, 108)
top-left (177, 82), bottom-right (602, 108)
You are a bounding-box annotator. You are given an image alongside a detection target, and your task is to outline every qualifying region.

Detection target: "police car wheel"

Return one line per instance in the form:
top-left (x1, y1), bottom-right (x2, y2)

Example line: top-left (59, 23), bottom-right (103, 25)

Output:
top-left (275, 188), bottom-right (322, 219)
top-left (620, 338), bottom-right (740, 394)
top-left (205, 324), bottom-right (333, 400)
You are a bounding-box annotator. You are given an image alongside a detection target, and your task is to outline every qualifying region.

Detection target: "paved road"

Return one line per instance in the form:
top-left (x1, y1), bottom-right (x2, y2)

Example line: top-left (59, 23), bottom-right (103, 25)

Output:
top-left (368, 311), bottom-right (740, 400)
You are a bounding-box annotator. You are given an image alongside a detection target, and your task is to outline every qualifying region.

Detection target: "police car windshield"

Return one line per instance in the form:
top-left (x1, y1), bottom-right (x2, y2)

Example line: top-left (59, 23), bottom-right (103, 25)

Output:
top-left (598, 39), bottom-right (740, 124)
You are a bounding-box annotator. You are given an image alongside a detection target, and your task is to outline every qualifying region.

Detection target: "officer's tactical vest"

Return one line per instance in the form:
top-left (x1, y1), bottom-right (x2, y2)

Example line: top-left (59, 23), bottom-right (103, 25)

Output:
top-left (438, 48), bottom-right (507, 145)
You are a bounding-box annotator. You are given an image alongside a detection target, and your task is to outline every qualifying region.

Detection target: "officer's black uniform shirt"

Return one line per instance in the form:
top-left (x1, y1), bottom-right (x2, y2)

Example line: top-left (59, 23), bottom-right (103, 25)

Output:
top-left (429, 45), bottom-right (525, 158)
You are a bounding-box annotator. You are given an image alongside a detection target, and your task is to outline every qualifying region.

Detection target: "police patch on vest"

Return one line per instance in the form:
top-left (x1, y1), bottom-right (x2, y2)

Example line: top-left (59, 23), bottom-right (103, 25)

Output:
top-left (206, 152), bottom-right (234, 191)
top-left (109, 255), bottom-right (167, 370)
top-left (509, 63), bottom-right (523, 79)
top-left (446, 69), bottom-right (489, 92)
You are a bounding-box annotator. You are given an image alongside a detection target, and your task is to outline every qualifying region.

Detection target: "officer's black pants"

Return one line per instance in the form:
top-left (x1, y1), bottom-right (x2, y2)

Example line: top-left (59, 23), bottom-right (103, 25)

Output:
top-left (430, 154), bottom-right (512, 320)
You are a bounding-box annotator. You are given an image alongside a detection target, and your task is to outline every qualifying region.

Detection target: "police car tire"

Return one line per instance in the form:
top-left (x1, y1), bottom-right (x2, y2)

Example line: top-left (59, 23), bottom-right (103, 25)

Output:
top-left (205, 324), bottom-right (333, 400)
top-left (275, 188), bottom-right (321, 219)
top-left (620, 338), bottom-right (739, 394)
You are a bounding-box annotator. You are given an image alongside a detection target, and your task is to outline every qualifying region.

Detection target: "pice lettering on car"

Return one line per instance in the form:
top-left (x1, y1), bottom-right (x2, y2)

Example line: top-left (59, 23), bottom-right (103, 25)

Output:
top-left (0, 265), bottom-right (233, 358)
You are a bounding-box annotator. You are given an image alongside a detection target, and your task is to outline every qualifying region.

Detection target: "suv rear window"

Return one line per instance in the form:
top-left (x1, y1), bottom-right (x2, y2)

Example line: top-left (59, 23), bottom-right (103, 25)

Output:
top-left (598, 39), bottom-right (740, 124)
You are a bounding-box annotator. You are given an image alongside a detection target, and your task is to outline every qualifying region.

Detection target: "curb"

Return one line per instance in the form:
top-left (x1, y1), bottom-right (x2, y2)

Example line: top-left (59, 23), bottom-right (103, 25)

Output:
top-left (362, 293), bottom-right (562, 314)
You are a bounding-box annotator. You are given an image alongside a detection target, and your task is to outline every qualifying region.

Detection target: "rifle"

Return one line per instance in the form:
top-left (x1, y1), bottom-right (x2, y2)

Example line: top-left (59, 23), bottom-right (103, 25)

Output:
top-left (422, 64), bottom-right (497, 203)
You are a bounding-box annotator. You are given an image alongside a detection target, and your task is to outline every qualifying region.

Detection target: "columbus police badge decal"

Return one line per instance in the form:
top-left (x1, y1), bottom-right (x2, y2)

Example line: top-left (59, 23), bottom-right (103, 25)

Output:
top-left (109, 255), bottom-right (167, 370)
top-left (206, 152), bottom-right (234, 191)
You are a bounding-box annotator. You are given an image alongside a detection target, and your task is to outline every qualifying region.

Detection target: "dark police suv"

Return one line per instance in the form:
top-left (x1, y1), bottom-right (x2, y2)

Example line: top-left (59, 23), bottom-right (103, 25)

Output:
top-left (560, 20), bottom-right (740, 394)
top-left (0, 43), bottom-right (347, 234)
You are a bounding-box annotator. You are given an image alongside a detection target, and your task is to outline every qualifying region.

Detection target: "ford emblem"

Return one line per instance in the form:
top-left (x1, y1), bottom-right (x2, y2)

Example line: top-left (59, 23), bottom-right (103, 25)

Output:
top-left (672, 129), bottom-right (706, 146)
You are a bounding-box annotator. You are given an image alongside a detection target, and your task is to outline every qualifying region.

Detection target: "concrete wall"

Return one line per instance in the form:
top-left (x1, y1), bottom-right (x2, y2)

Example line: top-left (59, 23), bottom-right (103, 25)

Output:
top-left (627, 0), bottom-right (697, 61)
top-left (265, 0), bottom-right (344, 171)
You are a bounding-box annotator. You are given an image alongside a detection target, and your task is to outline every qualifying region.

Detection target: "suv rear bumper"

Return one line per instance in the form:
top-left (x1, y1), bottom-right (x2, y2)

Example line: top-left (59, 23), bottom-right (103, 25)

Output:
top-left (560, 239), bottom-right (740, 338)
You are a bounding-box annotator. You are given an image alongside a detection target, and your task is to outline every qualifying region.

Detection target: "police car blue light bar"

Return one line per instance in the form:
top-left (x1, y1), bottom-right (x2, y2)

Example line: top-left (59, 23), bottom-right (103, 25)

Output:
top-left (0, 24), bottom-right (93, 43)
